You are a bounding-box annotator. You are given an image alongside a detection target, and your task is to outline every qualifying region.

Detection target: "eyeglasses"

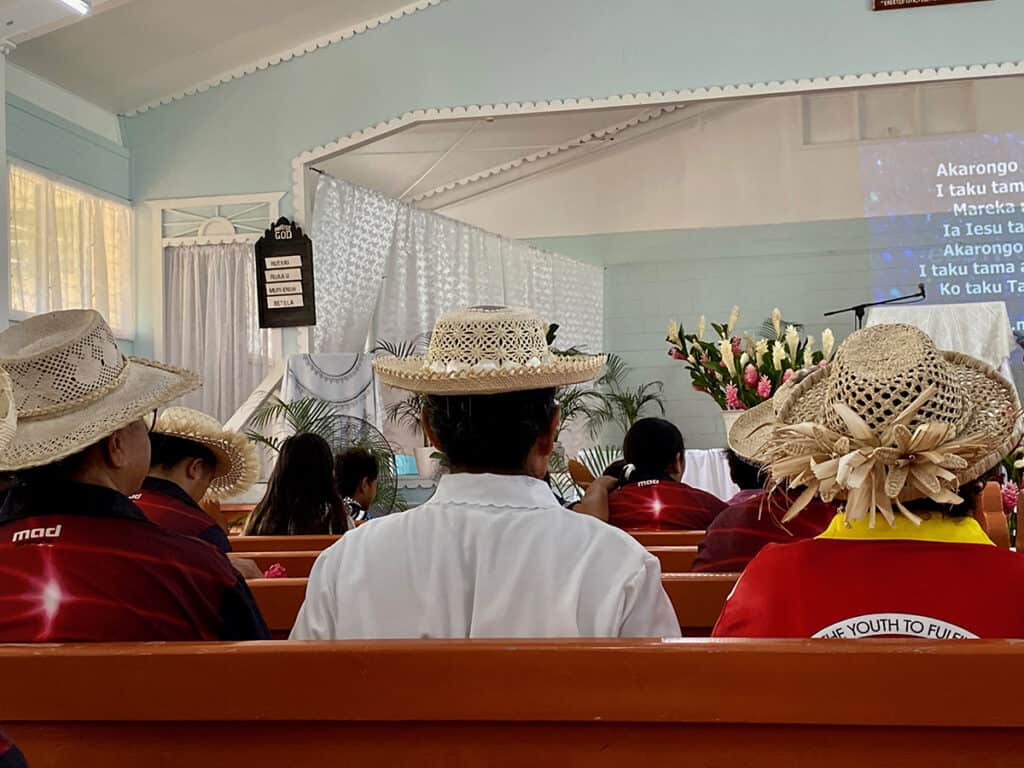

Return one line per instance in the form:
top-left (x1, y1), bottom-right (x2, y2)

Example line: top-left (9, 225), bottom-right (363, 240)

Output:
top-left (147, 410), bottom-right (159, 433)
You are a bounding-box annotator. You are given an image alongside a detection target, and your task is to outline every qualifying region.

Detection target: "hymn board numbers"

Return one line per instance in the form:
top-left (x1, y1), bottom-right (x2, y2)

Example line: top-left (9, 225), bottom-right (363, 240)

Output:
top-left (255, 217), bottom-right (318, 328)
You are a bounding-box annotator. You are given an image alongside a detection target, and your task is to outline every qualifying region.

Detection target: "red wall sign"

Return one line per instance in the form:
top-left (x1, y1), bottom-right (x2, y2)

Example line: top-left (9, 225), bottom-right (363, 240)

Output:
top-left (873, 0), bottom-right (992, 10)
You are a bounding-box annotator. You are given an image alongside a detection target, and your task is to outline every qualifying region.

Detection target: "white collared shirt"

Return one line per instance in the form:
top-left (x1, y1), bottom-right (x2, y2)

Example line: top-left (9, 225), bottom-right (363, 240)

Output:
top-left (290, 473), bottom-right (681, 639)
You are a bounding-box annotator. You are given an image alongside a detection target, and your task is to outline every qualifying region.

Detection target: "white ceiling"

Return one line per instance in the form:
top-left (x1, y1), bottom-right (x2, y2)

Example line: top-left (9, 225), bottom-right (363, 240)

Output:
top-left (9, 0), bottom-right (422, 114)
top-left (317, 104), bottom-right (701, 211)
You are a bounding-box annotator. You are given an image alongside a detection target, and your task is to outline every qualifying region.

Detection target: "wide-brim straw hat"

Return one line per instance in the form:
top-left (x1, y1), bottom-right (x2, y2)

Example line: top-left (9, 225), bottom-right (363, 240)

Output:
top-left (0, 309), bottom-right (200, 472)
top-left (153, 407), bottom-right (258, 501)
top-left (757, 324), bottom-right (1021, 526)
top-left (373, 306), bottom-right (606, 395)
top-left (0, 370), bottom-right (17, 457)
top-left (728, 368), bottom-right (816, 463)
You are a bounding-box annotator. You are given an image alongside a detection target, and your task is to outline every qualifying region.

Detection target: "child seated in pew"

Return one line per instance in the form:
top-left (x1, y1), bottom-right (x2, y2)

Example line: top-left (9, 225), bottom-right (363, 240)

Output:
top-left (246, 433), bottom-right (354, 535)
top-left (334, 446), bottom-right (379, 522)
top-left (575, 418), bottom-right (725, 531)
top-left (714, 325), bottom-right (1024, 639)
top-left (291, 306), bottom-right (680, 639)
top-left (0, 310), bottom-right (269, 642)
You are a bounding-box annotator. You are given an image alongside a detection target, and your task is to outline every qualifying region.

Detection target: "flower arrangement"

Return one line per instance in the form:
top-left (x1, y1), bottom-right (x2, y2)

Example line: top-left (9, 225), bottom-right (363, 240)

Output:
top-left (666, 307), bottom-right (836, 411)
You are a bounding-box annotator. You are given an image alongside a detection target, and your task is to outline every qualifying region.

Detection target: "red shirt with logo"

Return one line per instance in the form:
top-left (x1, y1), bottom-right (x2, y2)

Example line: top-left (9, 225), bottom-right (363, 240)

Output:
top-left (713, 514), bottom-right (1024, 639)
top-left (0, 481), bottom-right (268, 643)
top-left (607, 480), bottom-right (726, 531)
top-left (132, 476), bottom-right (232, 553)
top-left (692, 490), bottom-right (837, 573)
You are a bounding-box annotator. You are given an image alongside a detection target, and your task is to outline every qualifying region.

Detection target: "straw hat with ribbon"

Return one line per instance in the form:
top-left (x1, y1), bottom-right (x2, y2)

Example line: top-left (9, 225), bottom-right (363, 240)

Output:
top-left (745, 324), bottom-right (1021, 527)
top-left (373, 306), bottom-right (606, 395)
top-left (0, 309), bottom-right (200, 472)
top-left (152, 407), bottom-right (259, 501)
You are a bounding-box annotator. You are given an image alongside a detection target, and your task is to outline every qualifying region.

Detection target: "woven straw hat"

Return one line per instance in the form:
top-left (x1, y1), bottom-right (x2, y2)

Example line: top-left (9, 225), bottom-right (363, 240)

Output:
top-left (153, 407), bottom-right (258, 501)
top-left (759, 324), bottom-right (1021, 526)
top-left (728, 368), bottom-right (815, 463)
top-left (373, 306), bottom-right (606, 395)
top-left (0, 370), bottom-right (16, 456)
top-left (0, 309), bottom-right (200, 472)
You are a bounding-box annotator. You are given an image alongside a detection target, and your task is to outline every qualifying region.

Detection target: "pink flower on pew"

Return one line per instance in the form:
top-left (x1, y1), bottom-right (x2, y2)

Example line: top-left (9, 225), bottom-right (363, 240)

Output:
top-left (757, 375), bottom-right (772, 400)
top-left (782, 368), bottom-right (795, 384)
top-left (1002, 481), bottom-right (1019, 517)
top-left (743, 364), bottom-right (758, 387)
top-left (264, 563), bottom-right (288, 579)
top-left (725, 384), bottom-right (744, 410)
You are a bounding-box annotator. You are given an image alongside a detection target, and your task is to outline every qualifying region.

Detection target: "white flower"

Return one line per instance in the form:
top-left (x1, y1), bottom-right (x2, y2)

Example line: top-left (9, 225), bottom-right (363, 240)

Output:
top-left (469, 360), bottom-right (496, 372)
top-left (802, 335), bottom-right (815, 367)
top-left (447, 361), bottom-right (470, 373)
top-left (719, 339), bottom-right (736, 377)
top-left (739, 352), bottom-right (750, 367)
top-left (755, 339), bottom-right (769, 366)
top-left (771, 308), bottom-right (782, 339)
top-left (667, 320), bottom-right (681, 346)
top-left (822, 328), bottom-right (835, 361)
top-left (785, 325), bottom-right (800, 364)
top-left (696, 315), bottom-right (707, 341)
top-left (772, 340), bottom-right (787, 371)
top-left (727, 305), bottom-right (740, 335)
top-left (430, 361), bottom-right (447, 373)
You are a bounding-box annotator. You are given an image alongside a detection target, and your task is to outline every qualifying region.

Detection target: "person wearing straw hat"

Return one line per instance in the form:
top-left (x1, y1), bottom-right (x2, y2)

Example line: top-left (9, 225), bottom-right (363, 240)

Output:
top-left (714, 324), bottom-right (1024, 638)
top-left (291, 306), bottom-right (680, 639)
top-left (692, 373), bottom-right (837, 573)
top-left (134, 407), bottom-right (258, 553)
top-left (0, 310), bottom-right (269, 642)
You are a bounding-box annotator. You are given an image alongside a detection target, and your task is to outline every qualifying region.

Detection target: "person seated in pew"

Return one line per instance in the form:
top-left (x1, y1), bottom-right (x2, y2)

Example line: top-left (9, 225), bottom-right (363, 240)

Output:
top-left (0, 730), bottom-right (27, 768)
top-left (692, 382), bottom-right (836, 573)
top-left (575, 418), bottom-right (725, 530)
top-left (714, 324), bottom-right (1024, 638)
top-left (291, 306), bottom-right (680, 639)
top-left (0, 310), bottom-right (269, 642)
top-left (246, 433), bottom-right (354, 535)
top-left (334, 446), bottom-right (379, 522)
top-left (133, 407), bottom-right (258, 553)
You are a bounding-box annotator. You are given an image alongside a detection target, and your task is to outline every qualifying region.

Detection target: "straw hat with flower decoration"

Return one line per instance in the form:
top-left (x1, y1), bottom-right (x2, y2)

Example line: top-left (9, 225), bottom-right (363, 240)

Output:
top-left (152, 407), bottom-right (259, 501)
top-left (373, 305), bottom-right (606, 395)
top-left (732, 324), bottom-right (1021, 527)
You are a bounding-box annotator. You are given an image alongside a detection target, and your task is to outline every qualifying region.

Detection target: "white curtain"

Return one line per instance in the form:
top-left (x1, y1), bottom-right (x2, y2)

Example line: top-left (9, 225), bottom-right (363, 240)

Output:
top-left (163, 242), bottom-right (278, 422)
top-left (9, 163), bottom-right (134, 338)
top-left (310, 175), bottom-right (604, 353)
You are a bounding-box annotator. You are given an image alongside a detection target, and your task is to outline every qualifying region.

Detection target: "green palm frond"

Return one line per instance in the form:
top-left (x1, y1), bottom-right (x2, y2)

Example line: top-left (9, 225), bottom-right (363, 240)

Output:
top-left (245, 397), bottom-right (340, 451)
top-left (597, 353), bottom-right (628, 389)
top-left (759, 318), bottom-right (805, 341)
top-left (578, 445), bottom-right (624, 481)
top-left (371, 334), bottom-right (429, 358)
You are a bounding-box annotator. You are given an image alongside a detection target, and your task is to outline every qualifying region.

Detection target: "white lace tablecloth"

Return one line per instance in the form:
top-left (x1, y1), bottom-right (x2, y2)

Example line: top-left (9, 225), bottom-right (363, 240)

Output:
top-left (282, 354), bottom-right (383, 429)
top-left (866, 302), bottom-right (1014, 380)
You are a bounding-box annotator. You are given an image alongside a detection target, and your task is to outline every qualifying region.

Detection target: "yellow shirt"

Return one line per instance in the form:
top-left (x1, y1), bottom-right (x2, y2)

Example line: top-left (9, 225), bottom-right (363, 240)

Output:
top-left (817, 512), bottom-right (994, 546)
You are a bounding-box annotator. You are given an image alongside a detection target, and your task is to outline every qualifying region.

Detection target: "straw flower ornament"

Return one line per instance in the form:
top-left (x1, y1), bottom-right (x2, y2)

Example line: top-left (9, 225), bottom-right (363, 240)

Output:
top-left (757, 324), bottom-right (1022, 528)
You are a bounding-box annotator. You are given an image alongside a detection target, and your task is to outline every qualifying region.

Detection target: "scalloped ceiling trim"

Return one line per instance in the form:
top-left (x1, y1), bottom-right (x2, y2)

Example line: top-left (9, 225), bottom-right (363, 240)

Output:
top-left (122, 0), bottom-right (446, 116)
top-left (292, 59), bottom-right (1024, 225)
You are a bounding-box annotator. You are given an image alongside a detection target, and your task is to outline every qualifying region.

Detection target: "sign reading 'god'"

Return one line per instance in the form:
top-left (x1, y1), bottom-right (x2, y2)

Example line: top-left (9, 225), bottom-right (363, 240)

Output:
top-left (254, 217), bottom-right (317, 328)
top-left (872, 0), bottom-right (992, 10)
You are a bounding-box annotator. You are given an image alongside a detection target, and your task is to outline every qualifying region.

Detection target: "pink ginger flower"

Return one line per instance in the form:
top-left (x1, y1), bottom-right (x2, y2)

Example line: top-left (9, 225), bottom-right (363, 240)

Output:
top-left (1002, 481), bottom-right (1019, 516)
top-left (731, 337), bottom-right (742, 355)
top-left (670, 349), bottom-right (685, 360)
top-left (819, 360), bottom-right (828, 369)
top-left (743, 364), bottom-right (758, 387)
top-left (725, 383), bottom-right (744, 410)
top-left (757, 375), bottom-right (772, 399)
top-left (782, 368), bottom-right (795, 384)
top-left (264, 563), bottom-right (288, 579)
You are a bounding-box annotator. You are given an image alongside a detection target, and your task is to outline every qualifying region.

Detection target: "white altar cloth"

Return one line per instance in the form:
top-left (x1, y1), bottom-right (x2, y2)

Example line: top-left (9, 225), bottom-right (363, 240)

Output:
top-left (866, 301), bottom-right (1015, 381)
top-left (282, 354), bottom-right (383, 429)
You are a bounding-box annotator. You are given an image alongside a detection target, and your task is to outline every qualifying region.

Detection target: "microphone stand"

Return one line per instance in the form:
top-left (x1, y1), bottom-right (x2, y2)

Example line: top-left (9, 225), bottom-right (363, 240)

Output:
top-left (824, 286), bottom-right (926, 330)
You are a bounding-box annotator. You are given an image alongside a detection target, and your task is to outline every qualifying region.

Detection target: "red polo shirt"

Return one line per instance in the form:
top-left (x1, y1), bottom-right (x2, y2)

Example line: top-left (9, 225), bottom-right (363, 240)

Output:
top-left (692, 490), bottom-right (837, 573)
top-left (607, 480), bottom-right (726, 531)
top-left (132, 476), bottom-right (232, 553)
top-left (713, 514), bottom-right (1024, 639)
top-left (0, 481), bottom-right (268, 642)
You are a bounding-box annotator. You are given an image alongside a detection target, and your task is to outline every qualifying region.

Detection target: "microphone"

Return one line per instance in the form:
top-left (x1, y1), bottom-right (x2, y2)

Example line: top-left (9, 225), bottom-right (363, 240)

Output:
top-left (918, 282), bottom-right (926, 299)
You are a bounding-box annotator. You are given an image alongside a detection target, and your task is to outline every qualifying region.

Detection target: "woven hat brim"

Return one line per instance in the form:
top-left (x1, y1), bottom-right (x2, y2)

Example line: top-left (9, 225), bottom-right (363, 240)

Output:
top-left (773, 350), bottom-right (1022, 498)
top-left (0, 358), bottom-right (200, 472)
top-left (373, 354), bottom-right (606, 395)
top-left (0, 371), bottom-right (16, 456)
top-left (728, 368), bottom-right (817, 463)
top-left (155, 431), bottom-right (259, 501)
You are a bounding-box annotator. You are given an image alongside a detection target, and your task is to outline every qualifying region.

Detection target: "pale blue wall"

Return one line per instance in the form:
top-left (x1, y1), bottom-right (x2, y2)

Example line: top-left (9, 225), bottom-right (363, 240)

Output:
top-left (7, 94), bottom-right (130, 201)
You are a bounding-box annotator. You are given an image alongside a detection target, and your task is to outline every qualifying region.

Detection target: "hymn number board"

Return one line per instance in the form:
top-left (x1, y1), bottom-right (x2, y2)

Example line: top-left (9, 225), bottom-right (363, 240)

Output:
top-left (255, 217), bottom-right (317, 328)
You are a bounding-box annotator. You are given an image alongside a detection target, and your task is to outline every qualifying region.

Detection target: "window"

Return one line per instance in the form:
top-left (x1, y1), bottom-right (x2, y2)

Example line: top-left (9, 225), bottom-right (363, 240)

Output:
top-left (9, 163), bottom-right (134, 338)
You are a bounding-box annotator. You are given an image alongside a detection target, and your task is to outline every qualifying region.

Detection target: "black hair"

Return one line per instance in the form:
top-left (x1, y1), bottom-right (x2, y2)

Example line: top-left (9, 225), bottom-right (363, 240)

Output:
top-left (16, 446), bottom-right (93, 487)
top-left (246, 433), bottom-right (346, 535)
top-left (726, 449), bottom-right (762, 491)
top-left (423, 388), bottom-right (557, 471)
top-left (605, 417), bottom-right (684, 485)
top-left (149, 433), bottom-right (217, 470)
top-left (903, 479), bottom-right (985, 520)
top-left (335, 447), bottom-right (379, 498)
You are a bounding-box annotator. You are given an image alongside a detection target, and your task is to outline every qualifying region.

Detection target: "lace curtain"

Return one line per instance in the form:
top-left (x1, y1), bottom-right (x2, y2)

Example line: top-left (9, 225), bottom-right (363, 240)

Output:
top-left (163, 242), bottom-right (278, 422)
top-left (311, 175), bottom-right (603, 353)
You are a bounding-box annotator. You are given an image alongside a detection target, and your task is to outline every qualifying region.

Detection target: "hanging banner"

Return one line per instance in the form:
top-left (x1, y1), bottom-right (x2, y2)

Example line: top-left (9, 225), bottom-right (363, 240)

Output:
top-left (255, 217), bottom-right (317, 328)
top-left (872, 0), bottom-right (992, 10)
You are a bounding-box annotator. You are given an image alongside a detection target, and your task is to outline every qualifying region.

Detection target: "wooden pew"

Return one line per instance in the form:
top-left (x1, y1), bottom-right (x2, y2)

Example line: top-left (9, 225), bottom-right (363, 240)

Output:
top-left (6, 639), bottom-right (1024, 768)
top-left (629, 530), bottom-right (705, 547)
top-left (248, 574), bottom-right (740, 639)
top-left (975, 481), bottom-right (1010, 549)
top-left (230, 534), bottom-right (341, 553)
top-left (648, 545), bottom-right (698, 572)
top-left (238, 551), bottom-right (320, 578)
